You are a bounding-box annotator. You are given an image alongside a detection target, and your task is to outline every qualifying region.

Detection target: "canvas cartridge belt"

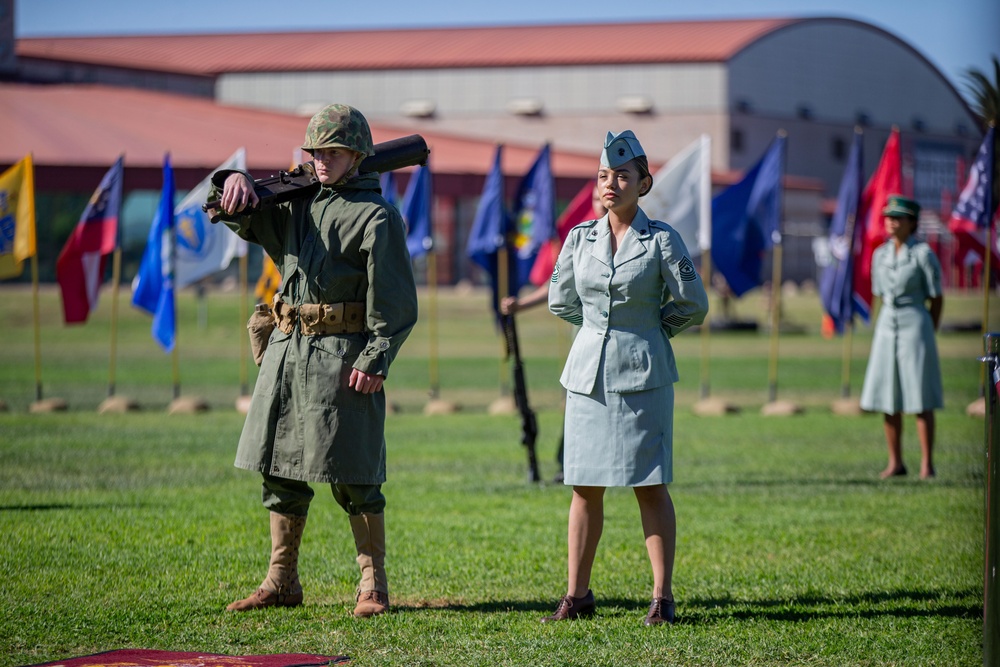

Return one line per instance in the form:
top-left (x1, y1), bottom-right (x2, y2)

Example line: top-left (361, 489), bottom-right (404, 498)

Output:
top-left (272, 297), bottom-right (367, 335)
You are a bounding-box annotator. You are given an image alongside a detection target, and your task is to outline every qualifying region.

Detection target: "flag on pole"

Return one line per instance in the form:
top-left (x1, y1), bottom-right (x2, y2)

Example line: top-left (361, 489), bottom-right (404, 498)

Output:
top-left (854, 127), bottom-right (901, 322)
top-left (174, 148), bottom-right (248, 289)
top-left (55, 156), bottom-right (124, 323)
top-left (643, 134), bottom-right (713, 255)
top-left (947, 126), bottom-right (997, 268)
top-left (467, 145), bottom-right (510, 313)
top-left (0, 154), bottom-right (36, 280)
top-left (132, 154), bottom-right (176, 352)
top-left (527, 180), bottom-right (599, 287)
top-left (380, 171), bottom-right (400, 210)
top-left (510, 144), bottom-right (556, 290)
top-left (819, 131), bottom-right (864, 334)
top-left (401, 164), bottom-right (433, 259)
top-left (710, 135), bottom-right (786, 297)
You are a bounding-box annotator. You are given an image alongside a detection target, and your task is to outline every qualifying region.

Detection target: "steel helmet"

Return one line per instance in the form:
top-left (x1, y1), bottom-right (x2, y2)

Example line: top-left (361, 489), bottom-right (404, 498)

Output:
top-left (301, 104), bottom-right (374, 157)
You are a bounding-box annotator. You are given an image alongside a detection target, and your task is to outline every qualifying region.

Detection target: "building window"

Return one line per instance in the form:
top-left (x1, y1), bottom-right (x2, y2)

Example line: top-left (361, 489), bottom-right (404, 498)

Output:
top-left (731, 128), bottom-right (744, 154)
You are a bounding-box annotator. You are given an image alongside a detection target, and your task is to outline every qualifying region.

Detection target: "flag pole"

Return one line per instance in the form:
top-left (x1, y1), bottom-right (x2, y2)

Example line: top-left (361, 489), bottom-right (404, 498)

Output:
top-left (239, 252), bottom-right (249, 397)
top-left (172, 336), bottom-right (180, 400)
top-left (427, 250), bottom-right (440, 398)
top-left (699, 134), bottom-right (714, 400)
top-left (981, 125), bottom-right (996, 395)
top-left (30, 252), bottom-right (43, 402)
top-left (699, 249), bottom-right (713, 399)
top-left (978, 205), bottom-right (994, 398)
top-left (107, 248), bottom-right (122, 397)
top-left (838, 185), bottom-right (860, 401)
top-left (766, 242), bottom-right (783, 403)
top-left (766, 130), bottom-right (788, 408)
top-left (170, 216), bottom-right (180, 402)
top-left (497, 245), bottom-right (510, 395)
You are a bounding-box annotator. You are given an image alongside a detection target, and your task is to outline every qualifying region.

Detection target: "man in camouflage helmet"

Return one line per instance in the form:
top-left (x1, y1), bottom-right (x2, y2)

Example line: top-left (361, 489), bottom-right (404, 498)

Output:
top-left (209, 103), bottom-right (417, 618)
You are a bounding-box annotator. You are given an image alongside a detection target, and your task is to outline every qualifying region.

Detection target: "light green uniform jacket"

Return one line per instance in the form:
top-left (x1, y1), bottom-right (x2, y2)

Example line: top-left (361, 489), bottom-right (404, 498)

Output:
top-left (860, 237), bottom-right (943, 414)
top-left (209, 170), bottom-right (418, 484)
top-left (549, 210), bottom-right (709, 395)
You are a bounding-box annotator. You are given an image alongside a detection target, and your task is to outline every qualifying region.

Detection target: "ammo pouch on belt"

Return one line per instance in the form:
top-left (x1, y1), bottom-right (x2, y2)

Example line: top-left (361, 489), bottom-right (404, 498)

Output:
top-left (272, 296), bottom-right (367, 336)
top-left (247, 303), bottom-right (276, 367)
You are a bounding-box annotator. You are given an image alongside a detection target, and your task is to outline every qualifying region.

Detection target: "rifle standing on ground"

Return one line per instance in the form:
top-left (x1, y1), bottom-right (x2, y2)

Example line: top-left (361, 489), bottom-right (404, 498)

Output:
top-left (500, 312), bottom-right (541, 483)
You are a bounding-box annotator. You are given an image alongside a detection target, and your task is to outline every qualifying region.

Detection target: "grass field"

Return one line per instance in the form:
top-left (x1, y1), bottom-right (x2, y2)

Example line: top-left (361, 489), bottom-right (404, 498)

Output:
top-left (0, 284), bottom-right (994, 666)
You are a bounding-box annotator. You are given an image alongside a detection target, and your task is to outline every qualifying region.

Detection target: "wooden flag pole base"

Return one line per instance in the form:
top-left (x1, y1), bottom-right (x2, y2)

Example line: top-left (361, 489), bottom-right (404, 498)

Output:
top-left (168, 396), bottom-right (210, 415)
top-left (692, 396), bottom-right (741, 416)
top-left (424, 398), bottom-right (460, 415)
top-left (98, 395), bottom-right (140, 414)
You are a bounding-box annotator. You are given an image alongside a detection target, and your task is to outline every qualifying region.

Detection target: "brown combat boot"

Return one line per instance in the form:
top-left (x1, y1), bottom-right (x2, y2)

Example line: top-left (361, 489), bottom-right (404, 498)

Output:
top-left (226, 512), bottom-right (306, 612)
top-left (349, 512), bottom-right (389, 617)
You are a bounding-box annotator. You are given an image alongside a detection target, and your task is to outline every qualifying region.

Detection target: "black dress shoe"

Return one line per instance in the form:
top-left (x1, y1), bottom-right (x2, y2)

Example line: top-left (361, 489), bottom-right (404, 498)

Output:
top-left (644, 597), bottom-right (675, 625)
top-left (541, 589), bottom-right (595, 622)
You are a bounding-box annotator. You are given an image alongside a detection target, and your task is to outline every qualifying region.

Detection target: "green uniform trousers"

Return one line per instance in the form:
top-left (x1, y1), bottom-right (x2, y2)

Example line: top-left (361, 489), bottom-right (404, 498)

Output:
top-left (261, 473), bottom-right (385, 517)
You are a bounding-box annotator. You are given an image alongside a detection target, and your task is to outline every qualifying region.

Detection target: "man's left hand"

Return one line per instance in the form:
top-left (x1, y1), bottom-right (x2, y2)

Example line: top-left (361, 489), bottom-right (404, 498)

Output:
top-left (349, 369), bottom-right (385, 394)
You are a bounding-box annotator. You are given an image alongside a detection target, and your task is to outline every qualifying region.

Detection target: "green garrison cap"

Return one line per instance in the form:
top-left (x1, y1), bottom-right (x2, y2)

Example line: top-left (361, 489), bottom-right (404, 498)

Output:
top-left (600, 130), bottom-right (645, 169)
top-left (882, 194), bottom-right (921, 219)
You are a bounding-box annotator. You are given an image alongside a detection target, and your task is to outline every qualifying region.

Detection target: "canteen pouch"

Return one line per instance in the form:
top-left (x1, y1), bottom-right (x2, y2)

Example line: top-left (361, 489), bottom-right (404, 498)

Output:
top-left (247, 303), bottom-right (275, 366)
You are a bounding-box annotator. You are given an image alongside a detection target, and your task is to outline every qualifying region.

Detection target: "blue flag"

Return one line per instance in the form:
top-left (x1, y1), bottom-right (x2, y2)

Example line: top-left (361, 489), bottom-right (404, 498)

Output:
top-left (466, 145), bottom-right (510, 312)
top-left (401, 164), bottom-right (433, 259)
top-left (132, 154), bottom-right (176, 352)
top-left (711, 135), bottom-right (786, 297)
top-left (511, 144), bottom-right (556, 289)
top-left (950, 126), bottom-right (996, 231)
top-left (819, 131), bottom-right (864, 334)
top-left (380, 171), bottom-right (399, 210)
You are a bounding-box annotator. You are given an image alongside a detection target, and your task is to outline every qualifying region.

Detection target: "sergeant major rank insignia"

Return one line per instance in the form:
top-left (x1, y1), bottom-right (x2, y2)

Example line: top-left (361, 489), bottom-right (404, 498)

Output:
top-left (678, 257), bottom-right (697, 282)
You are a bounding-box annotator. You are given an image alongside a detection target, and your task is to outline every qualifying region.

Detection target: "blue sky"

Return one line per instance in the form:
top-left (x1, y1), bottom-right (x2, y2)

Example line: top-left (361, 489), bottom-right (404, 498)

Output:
top-left (15, 0), bottom-right (998, 94)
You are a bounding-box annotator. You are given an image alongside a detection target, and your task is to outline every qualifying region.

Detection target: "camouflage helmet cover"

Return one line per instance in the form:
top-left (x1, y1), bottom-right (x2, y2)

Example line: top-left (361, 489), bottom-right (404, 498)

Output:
top-left (301, 104), bottom-right (374, 157)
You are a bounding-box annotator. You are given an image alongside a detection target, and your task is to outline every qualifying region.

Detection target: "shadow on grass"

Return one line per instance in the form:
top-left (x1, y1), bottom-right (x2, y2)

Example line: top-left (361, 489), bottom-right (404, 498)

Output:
top-left (0, 502), bottom-right (147, 511)
top-left (395, 587), bottom-right (982, 623)
top-left (681, 587), bottom-right (983, 624)
top-left (680, 475), bottom-right (982, 491)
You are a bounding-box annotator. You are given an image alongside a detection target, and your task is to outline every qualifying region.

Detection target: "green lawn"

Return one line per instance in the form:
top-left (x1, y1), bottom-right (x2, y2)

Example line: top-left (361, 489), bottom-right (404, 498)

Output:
top-left (0, 284), bottom-right (992, 666)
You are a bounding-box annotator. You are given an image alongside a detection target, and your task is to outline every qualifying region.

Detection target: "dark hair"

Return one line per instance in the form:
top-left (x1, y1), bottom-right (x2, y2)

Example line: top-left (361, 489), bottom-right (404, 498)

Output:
top-left (633, 155), bottom-right (654, 196)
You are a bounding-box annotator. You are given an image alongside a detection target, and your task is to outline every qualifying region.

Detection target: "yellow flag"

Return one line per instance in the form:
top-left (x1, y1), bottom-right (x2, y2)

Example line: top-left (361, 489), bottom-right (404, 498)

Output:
top-left (0, 154), bottom-right (37, 279)
top-left (255, 254), bottom-right (281, 305)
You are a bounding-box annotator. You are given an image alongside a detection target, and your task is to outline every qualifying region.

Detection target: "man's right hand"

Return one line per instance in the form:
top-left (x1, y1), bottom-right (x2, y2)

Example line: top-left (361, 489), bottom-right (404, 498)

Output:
top-left (220, 173), bottom-right (260, 214)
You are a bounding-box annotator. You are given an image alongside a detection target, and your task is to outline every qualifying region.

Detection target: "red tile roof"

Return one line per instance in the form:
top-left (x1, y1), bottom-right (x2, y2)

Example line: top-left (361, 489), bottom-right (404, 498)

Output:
top-left (0, 83), bottom-right (599, 177)
top-left (17, 19), bottom-right (796, 75)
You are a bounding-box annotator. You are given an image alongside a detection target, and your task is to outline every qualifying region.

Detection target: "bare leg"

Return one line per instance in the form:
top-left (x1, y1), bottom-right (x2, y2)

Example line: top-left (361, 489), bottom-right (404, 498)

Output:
top-left (916, 410), bottom-right (935, 479)
top-left (634, 484), bottom-right (676, 600)
top-left (880, 412), bottom-right (906, 478)
top-left (567, 486), bottom-right (605, 598)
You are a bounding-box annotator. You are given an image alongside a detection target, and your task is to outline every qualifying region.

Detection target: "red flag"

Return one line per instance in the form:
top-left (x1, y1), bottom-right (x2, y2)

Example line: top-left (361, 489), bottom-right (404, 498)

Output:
top-left (56, 156), bottom-right (124, 323)
top-left (853, 128), bottom-right (900, 322)
top-left (527, 181), bottom-right (600, 286)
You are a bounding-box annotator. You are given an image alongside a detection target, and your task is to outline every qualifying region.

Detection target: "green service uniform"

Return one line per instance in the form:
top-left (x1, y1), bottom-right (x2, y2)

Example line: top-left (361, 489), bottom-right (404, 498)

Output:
top-left (210, 169), bottom-right (418, 515)
top-left (549, 210), bottom-right (708, 486)
top-left (859, 236), bottom-right (943, 414)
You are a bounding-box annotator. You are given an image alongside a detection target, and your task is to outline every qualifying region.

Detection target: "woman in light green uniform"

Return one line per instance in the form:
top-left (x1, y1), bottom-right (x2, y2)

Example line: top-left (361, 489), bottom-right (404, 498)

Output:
top-left (860, 195), bottom-right (943, 480)
top-left (545, 131), bottom-right (708, 626)
top-left (210, 104), bottom-right (418, 618)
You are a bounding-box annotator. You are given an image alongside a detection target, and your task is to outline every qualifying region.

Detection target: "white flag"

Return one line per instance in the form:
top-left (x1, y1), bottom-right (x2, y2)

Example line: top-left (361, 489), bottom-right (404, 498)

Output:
top-left (174, 148), bottom-right (248, 288)
top-left (642, 135), bottom-right (712, 255)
